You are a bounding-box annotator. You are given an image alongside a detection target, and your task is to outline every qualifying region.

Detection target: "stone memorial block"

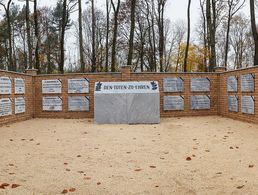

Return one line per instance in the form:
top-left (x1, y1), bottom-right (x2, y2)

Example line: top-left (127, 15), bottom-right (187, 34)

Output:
top-left (43, 96), bottom-right (62, 111)
top-left (0, 76), bottom-right (11, 94)
top-left (0, 98), bottom-right (12, 116)
top-left (42, 79), bottom-right (62, 94)
top-left (15, 97), bottom-right (25, 114)
top-left (68, 96), bottom-right (89, 111)
top-left (241, 74), bottom-right (255, 92)
top-left (227, 76), bottom-right (238, 92)
top-left (163, 96), bottom-right (184, 111)
top-left (191, 78), bottom-right (210, 92)
top-left (191, 95), bottom-right (211, 110)
top-left (163, 77), bottom-right (184, 92)
top-left (241, 96), bottom-right (255, 115)
top-left (68, 78), bottom-right (89, 93)
top-left (15, 78), bottom-right (25, 94)
top-left (94, 81), bottom-right (160, 124)
top-left (228, 95), bottom-right (238, 112)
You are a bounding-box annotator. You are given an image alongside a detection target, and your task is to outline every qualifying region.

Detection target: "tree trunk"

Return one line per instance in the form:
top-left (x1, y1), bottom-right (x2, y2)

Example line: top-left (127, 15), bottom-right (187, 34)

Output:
top-left (250, 0), bottom-right (258, 66)
top-left (127, 0), bottom-right (136, 66)
top-left (158, 0), bottom-right (166, 72)
top-left (105, 0), bottom-right (110, 72)
top-left (91, 0), bottom-right (96, 72)
top-left (78, 0), bottom-right (85, 72)
top-left (111, 0), bottom-right (120, 72)
top-left (183, 0), bottom-right (191, 72)
top-left (34, 0), bottom-right (40, 73)
top-left (26, 0), bottom-right (32, 69)
top-left (60, 0), bottom-right (67, 74)
top-left (6, 1), bottom-right (14, 71)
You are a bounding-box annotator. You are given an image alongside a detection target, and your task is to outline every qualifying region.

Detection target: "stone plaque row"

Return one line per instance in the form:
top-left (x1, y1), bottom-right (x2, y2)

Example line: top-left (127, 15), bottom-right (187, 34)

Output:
top-left (0, 97), bottom-right (26, 116)
top-left (163, 96), bottom-right (184, 111)
top-left (42, 78), bottom-right (89, 94)
top-left (228, 95), bottom-right (238, 112)
top-left (42, 96), bottom-right (89, 112)
top-left (191, 78), bottom-right (210, 92)
top-left (227, 76), bottom-right (238, 92)
top-left (0, 77), bottom-right (25, 94)
top-left (163, 78), bottom-right (184, 92)
top-left (241, 74), bottom-right (255, 92)
top-left (191, 95), bottom-right (210, 110)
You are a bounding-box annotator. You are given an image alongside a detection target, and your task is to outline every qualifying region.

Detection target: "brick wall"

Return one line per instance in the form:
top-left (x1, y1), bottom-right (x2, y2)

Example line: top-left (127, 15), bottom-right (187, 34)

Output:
top-left (0, 66), bottom-right (257, 125)
top-left (0, 70), bottom-right (33, 126)
top-left (219, 67), bottom-right (258, 124)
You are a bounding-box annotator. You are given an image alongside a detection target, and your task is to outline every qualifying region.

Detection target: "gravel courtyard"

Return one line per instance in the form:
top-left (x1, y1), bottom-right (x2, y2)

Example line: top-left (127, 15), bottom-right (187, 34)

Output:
top-left (0, 116), bottom-right (258, 195)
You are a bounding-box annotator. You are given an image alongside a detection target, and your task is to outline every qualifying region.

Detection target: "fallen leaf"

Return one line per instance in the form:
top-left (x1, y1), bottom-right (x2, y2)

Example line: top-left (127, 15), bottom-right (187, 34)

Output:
top-left (61, 189), bottom-right (68, 194)
top-left (205, 150), bottom-right (210, 152)
top-left (66, 168), bottom-right (71, 172)
top-left (9, 173), bottom-right (15, 175)
top-left (126, 152), bottom-right (131, 154)
top-left (230, 147), bottom-right (234, 149)
top-left (192, 154), bottom-right (196, 157)
top-left (9, 139), bottom-right (13, 141)
top-left (97, 182), bottom-right (101, 185)
top-left (64, 163), bottom-right (68, 165)
top-left (36, 143), bottom-right (40, 145)
top-left (149, 166), bottom-right (156, 168)
top-left (216, 172), bottom-right (222, 175)
top-left (134, 169), bottom-right (142, 172)
top-left (9, 164), bottom-right (14, 166)
top-left (77, 155), bottom-right (81, 157)
top-left (236, 185), bottom-right (245, 189)
top-left (11, 184), bottom-right (20, 188)
top-left (186, 157), bottom-right (192, 161)
top-left (249, 165), bottom-right (254, 168)
top-left (84, 177), bottom-right (91, 180)
top-left (155, 185), bottom-right (159, 188)
top-left (29, 139), bottom-right (34, 141)
top-left (78, 171), bottom-right (84, 174)
top-left (69, 188), bottom-right (76, 192)
top-left (0, 183), bottom-right (10, 189)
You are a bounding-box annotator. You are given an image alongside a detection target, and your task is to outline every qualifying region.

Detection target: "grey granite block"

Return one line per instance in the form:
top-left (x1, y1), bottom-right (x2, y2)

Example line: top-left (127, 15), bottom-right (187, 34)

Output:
top-left (241, 96), bottom-right (255, 115)
top-left (94, 94), bottom-right (128, 124)
top-left (127, 93), bottom-right (160, 124)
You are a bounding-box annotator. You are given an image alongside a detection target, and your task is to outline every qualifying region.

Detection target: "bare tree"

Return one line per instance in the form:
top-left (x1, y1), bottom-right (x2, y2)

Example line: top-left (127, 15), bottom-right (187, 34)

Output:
top-left (78, 0), bottom-right (85, 72)
top-left (250, 0), bottom-right (258, 66)
top-left (111, 0), bottom-right (120, 72)
top-left (183, 0), bottom-right (191, 72)
top-left (127, 0), bottom-right (136, 66)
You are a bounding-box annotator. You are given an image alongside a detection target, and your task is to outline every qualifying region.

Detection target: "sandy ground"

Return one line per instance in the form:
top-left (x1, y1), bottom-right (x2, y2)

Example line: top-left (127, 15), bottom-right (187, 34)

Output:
top-left (0, 116), bottom-right (258, 195)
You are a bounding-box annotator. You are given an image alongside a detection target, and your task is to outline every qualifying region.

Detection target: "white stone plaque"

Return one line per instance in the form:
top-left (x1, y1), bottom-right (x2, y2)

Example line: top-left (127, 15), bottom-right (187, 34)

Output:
top-left (163, 77), bottom-right (184, 92)
top-left (0, 98), bottom-right (12, 116)
top-left (227, 76), bottom-right (238, 92)
top-left (94, 81), bottom-right (159, 94)
top-left (68, 78), bottom-right (89, 93)
top-left (42, 79), bottom-right (62, 94)
top-left (241, 74), bottom-right (255, 92)
top-left (164, 96), bottom-right (184, 111)
top-left (15, 97), bottom-right (25, 114)
top-left (0, 76), bottom-right (11, 94)
top-left (228, 95), bottom-right (238, 112)
top-left (43, 96), bottom-right (62, 111)
top-left (191, 95), bottom-right (211, 110)
top-left (68, 96), bottom-right (89, 111)
top-left (241, 96), bottom-right (255, 115)
top-left (15, 78), bottom-right (25, 94)
top-left (191, 78), bottom-right (210, 92)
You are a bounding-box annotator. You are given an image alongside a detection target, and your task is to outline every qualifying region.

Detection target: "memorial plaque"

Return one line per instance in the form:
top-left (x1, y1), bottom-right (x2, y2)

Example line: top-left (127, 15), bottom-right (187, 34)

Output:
top-left (15, 78), bottom-right (25, 94)
top-left (42, 79), bottom-right (62, 94)
top-left (163, 96), bottom-right (184, 111)
top-left (241, 96), bottom-right (255, 115)
top-left (94, 81), bottom-right (160, 124)
top-left (68, 78), bottom-right (89, 93)
top-left (0, 98), bottom-right (12, 116)
top-left (241, 74), bottom-right (255, 92)
top-left (15, 97), bottom-right (25, 114)
top-left (228, 95), bottom-right (238, 112)
top-left (227, 76), bottom-right (238, 92)
top-left (43, 96), bottom-right (62, 111)
top-left (163, 77), bottom-right (184, 92)
top-left (191, 78), bottom-right (210, 92)
top-left (0, 76), bottom-right (11, 94)
top-left (68, 96), bottom-right (89, 111)
top-left (191, 95), bottom-right (211, 110)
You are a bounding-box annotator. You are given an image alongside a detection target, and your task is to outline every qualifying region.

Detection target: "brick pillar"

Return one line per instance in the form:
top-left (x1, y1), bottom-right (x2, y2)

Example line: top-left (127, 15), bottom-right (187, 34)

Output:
top-left (121, 66), bottom-right (131, 81)
top-left (25, 69), bottom-right (38, 76)
top-left (214, 66), bottom-right (227, 73)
